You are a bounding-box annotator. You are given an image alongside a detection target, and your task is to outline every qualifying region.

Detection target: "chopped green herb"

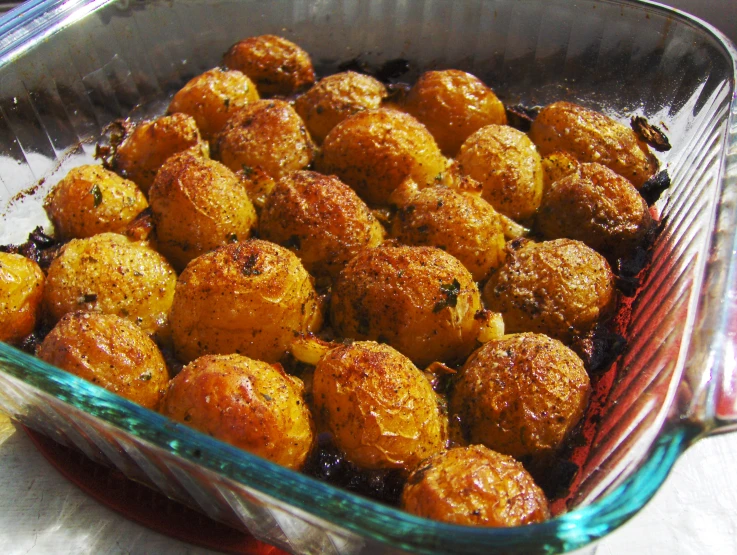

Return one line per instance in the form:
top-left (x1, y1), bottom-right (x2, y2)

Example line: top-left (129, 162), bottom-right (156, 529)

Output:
top-left (433, 279), bottom-right (461, 313)
top-left (90, 184), bottom-right (102, 207)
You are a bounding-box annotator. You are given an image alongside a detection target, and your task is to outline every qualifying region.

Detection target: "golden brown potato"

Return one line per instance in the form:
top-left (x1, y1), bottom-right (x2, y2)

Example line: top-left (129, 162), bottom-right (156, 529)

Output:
top-left (449, 333), bottom-right (590, 460)
top-left (113, 113), bottom-right (209, 194)
top-left (456, 124), bottom-right (543, 222)
top-left (541, 151), bottom-right (580, 191)
top-left (401, 445), bottom-right (550, 526)
top-left (536, 162), bottom-right (653, 260)
top-left (37, 312), bottom-right (170, 409)
top-left (259, 170), bottom-right (384, 283)
top-left (315, 108), bottom-right (447, 207)
top-left (389, 178), bottom-right (505, 281)
top-left (529, 101), bottom-right (659, 188)
top-left (294, 71), bottom-right (388, 143)
top-left (168, 68), bottom-right (260, 140)
top-left (403, 69), bottom-right (507, 157)
top-left (148, 150), bottom-right (258, 271)
top-left (160, 353), bottom-right (314, 470)
top-left (214, 99), bottom-right (316, 180)
top-left (482, 238), bottom-right (616, 343)
top-left (43, 232), bottom-right (177, 337)
top-left (330, 244), bottom-right (484, 367)
top-left (45, 165), bottom-right (148, 240)
top-left (169, 240), bottom-right (323, 364)
top-left (312, 341), bottom-right (447, 471)
top-left (222, 34), bottom-right (315, 97)
top-left (0, 252), bottom-right (44, 344)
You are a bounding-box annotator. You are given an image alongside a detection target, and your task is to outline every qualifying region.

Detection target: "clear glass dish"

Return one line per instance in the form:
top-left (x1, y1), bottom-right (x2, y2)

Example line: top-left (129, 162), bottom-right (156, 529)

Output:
top-left (0, 0), bottom-right (735, 553)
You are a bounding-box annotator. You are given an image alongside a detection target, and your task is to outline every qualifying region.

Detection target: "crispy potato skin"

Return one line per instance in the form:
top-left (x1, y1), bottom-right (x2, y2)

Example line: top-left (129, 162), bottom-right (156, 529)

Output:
top-left (148, 150), bottom-right (257, 271)
top-left (43, 233), bottom-right (177, 337)
top-left (37, 312), bottom-right (170, 409)
top-left (214, 99), bottom-right (316, 180)
top-left (259, 170), bottom-right (384, 282)
top-left (482, 238), bottom-right (616, 343)
top-left (315, 108), bottom-right (447, 207)
top-left (529, 101), bottom-right (659, 188)
top-left (313, 341), bottom-right (447, 470)
top-left (449, 333), bottom-right (590, 460)
top-left (113, 113), bottom-right (209, 194)
top-left (160, 353), bottom-right (314, 470)
top-left (168, 68), bottom-right (260, 140)
top-left (456, 124), bottom-right (543, 221)
top-left (390, 180), bottom-right (506, 282)
top-left (404, 70), bottom-right (507, 157)
top-left (222, 34), bottom-right (315, 97)
top-left (0, 252), bottom-right (44, 344)
top-left (330, 244), bottom-right (483, 367)
top-left (536, 162), bottom-right (653, 260)
top-left (45, 165), bottom-right (148, 240)
top-left (401, 445), bottom-right (550, 526)
top-left (294, 71), bottom-right (388, 144)
top-left (169, 240), bottom-right (323, 364)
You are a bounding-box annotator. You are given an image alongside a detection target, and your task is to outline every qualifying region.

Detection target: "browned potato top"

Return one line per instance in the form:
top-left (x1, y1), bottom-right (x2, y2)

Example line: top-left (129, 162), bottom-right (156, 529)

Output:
top-left (222, 34), bottom-right (315, 97)
top-left (259, 170), bottom-right (384, 282)
top-left (402, 445), bottom-right (550, 526)
top-left (404, 69), bottom-right (507, 157)
top-left (160, 353), bottom-right (314, 470)
top-left (449, 333), bottom-right (590, 460)
top-left (0, 252), bottom-right (44, 344)
top-left (45, 164), bottom-right (148, 240)
top-left (529, 101), bottom-right (659, 188)
top-left (37, 312), bottom-right (170, 409)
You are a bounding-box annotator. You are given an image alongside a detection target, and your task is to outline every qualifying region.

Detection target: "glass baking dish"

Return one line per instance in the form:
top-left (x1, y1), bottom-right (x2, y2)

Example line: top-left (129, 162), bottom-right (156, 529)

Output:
top-left (0, 0), bottom-right (735, 553)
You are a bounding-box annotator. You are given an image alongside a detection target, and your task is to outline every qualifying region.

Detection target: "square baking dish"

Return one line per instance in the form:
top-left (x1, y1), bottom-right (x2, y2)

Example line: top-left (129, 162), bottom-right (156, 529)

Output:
top-left (0, 0), bottom-right (736, 553)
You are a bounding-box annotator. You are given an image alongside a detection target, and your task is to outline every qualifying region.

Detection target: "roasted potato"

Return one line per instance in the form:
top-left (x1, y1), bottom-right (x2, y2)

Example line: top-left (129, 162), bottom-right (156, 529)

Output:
top-left (312, 341), bottom-right (447, 471)
top-left (456, 124), bottom-right (543, 221)
top-left (401, 445), bottom-right (550, 526)
top-left (315, 108), bottom-right (447, 207)
top-left (529, 101), bottom-right (659, 188)
top-left (403, 69), bottom-right (507, 157)
top-left (45, 164), bottom-right (148, 240)
top-left (259, 170), bottom-right (384, 283)
top-left (160, 353), bottom-right (314, 470)
top-left (37, 312), bottom-right (170, 409)
top-left (148, 150), bottom-right (258, 271)
top-left (0, 252), bottom-right (44, 344)
top-left (449, 333), bottom-right (590, 460)
top-left (169, 239), bottom-right (323, 364)
top-left (43, 232), bottom-right (177, 338)
top-left (482, 238), bottom-right (616, 343)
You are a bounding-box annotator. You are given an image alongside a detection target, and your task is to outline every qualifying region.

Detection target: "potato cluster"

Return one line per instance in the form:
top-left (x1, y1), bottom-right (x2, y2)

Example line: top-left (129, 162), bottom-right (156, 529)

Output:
top-left (0, 33), bottom-right (665, 529)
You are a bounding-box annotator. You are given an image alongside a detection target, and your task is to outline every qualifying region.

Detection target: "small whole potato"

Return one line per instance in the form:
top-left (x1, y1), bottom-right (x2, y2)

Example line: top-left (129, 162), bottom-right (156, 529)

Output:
top-left (529, 101), bottom-right (659, 188)
top-left (168, 68), bottom-right (260, 140)
top-left (315, 108), bottom-right (447, 207)
top-left (37, 312), bottom-right (170, 409)
top-left (160, 353), bottom-right (314, 470)
top-left (294, 71), bottom-right (388, 143)
top-left (330, 244), bottom-right (484, 367)
top-left (214, 99), bottom-right (316, 180)
top-left (43, 232), bottom-right (177, 337)
top-left (259, 170), bottom-right (385, 283)
top-left (312, 341), bottom-right (447, 471)
top-left (456, 124), bottom-right (543, 221)
top-left (536, 162), bottom-right (653, 260)
top-left (401, 445), bottom-right (550, 527)
top-left (169, 239), bottom-right (323, 364)
top-left (403, 69), bottom-right (507, 157)
top-left (0, 252), bottom-right (44, 344)
top-left (113, 113), bottom-right (209, 194)
top-left (222, 34), bottom-right (315, 97)
top-left (449, 333), bottom-right (591, 460)
top-left (45, 164), bottom-right (148, 240)
top-left (148, 150), bottom-right (258, 271)
top-left (483, 238), bottom-right (616, 343)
